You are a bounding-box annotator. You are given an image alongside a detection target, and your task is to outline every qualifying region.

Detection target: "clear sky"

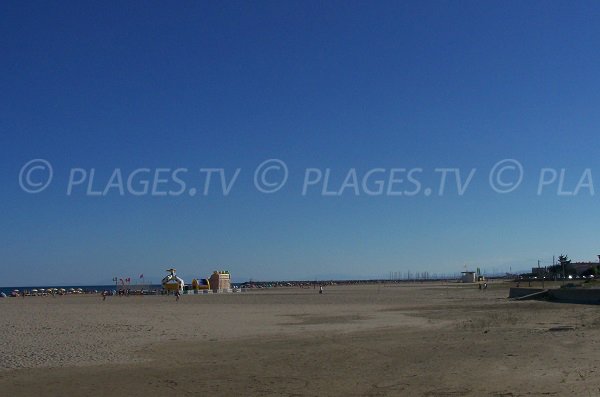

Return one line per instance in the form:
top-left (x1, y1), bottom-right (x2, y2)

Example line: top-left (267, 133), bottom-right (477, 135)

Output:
top-left (2, 1), bottom-right (600, 286)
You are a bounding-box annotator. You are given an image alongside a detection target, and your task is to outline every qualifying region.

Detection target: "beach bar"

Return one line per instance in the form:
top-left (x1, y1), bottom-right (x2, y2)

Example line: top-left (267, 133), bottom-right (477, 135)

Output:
top-left (209, 271), bottom-right (231, 293)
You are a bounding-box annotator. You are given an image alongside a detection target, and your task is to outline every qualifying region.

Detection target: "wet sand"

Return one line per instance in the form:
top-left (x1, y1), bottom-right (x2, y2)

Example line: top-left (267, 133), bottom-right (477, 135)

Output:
top-left (2, 283), bottom-right (600, 396)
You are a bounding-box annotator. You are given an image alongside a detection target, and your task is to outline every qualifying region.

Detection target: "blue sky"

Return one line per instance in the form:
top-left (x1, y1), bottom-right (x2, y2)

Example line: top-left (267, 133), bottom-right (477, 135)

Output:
top-left (2, 1), bottom-right (600, 286)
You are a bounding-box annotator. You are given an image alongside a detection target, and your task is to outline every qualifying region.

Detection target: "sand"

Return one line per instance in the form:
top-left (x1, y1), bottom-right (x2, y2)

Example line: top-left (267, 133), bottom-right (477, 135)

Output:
top-left (1, 283), bottom-right (600, 396)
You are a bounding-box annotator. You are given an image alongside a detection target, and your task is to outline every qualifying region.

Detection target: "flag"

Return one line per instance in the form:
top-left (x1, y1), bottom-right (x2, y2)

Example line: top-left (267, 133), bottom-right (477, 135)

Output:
top-left (139, 274), bottom-right (144, 279)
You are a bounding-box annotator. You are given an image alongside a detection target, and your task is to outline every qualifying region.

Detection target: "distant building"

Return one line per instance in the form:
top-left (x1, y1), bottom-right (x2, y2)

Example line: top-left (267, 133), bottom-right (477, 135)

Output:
top-left (571, 261), bottom-right (600, 275)
top-left (531, 267), bottom-right (548, 277)
top-left (543, 255), bottom-right (600, 277)
top-left (461, 271), bottom-right (476, 283)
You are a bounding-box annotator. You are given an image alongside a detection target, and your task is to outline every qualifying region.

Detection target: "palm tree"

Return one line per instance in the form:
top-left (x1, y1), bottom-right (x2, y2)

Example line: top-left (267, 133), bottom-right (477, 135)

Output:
top-left (558, 254), bottom-right (573, 278)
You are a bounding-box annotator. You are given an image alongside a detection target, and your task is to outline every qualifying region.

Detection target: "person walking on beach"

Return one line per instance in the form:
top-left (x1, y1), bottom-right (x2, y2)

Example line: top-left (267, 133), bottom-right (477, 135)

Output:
top-left (175, 290), bottom-right (180, 302)
top-left (319, 285), bottom-right (323, 294)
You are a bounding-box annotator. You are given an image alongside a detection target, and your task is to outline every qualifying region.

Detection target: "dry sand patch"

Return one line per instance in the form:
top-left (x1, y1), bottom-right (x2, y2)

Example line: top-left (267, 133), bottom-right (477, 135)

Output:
top-left (2, 284), bottom-right (600, 396)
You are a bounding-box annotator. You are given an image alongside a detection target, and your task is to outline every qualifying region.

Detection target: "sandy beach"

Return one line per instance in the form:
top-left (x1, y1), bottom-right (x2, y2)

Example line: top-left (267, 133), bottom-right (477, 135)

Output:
top-left (1, 283), bottom-right (600, 396)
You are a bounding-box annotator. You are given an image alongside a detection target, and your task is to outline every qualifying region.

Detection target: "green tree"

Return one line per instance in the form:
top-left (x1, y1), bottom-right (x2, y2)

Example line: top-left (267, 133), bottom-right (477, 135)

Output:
top-left (558, 254), bottom-right (576, 276)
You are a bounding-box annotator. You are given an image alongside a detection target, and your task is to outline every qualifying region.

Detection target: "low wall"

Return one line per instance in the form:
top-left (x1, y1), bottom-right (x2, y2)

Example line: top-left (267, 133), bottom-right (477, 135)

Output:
top-left (508, 288), bottom-right (545, 299)
top-left (509, 287), bottom-right (600, 304)
top-left (548, 288), bottom-right (600, 304)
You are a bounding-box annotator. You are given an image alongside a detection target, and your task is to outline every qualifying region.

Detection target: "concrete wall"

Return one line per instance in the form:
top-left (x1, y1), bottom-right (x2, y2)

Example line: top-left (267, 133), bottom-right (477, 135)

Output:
top-left (509, 287), bottom-right (600, 304)
top-left (549, 288), bottom-right (600, 304)
top-left (508, 288), bottom-right (545, 299)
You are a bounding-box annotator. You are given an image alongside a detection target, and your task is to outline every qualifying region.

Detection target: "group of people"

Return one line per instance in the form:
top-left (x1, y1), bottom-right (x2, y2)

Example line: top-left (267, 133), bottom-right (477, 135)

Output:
top-left (102, 289), bottom-right (182, 301)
